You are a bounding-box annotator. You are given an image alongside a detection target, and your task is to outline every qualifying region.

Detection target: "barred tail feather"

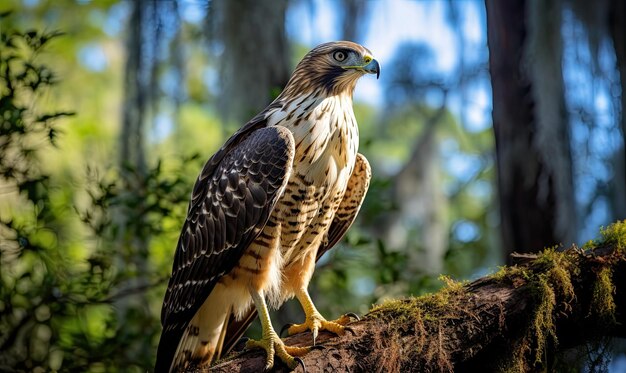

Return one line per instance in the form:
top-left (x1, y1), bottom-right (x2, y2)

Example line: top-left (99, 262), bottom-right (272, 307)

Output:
top-left (156, 286), bottom-right (232, 372)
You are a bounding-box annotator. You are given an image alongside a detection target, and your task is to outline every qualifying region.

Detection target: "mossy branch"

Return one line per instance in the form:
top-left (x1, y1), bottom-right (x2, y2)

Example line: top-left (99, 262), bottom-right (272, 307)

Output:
top-left (206, 221), bottom-right (626, 373)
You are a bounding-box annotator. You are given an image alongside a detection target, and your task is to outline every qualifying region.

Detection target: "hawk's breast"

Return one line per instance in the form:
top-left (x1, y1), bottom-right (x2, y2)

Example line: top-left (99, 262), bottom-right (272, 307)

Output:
top-left (272, 93), bottom-right (359, 264)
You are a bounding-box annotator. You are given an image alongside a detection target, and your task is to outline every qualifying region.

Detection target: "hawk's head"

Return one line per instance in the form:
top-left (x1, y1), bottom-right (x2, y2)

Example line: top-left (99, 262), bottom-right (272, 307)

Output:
top-left (281, 41), bottom-right (380, 98)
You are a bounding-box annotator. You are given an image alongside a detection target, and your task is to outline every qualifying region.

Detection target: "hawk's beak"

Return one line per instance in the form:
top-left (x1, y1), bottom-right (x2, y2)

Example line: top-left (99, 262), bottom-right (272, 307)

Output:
top-left (343, 57), bottom-right (381, 79)
top-left (362, 58), bottom-right (380, 79)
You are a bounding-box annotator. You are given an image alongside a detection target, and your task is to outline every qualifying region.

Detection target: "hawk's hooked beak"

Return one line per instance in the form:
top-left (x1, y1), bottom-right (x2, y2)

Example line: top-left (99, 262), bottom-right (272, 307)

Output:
top-left (362, 58), bottom-right (380, 79)
top-left (344, 56), bottom-right (381, 79)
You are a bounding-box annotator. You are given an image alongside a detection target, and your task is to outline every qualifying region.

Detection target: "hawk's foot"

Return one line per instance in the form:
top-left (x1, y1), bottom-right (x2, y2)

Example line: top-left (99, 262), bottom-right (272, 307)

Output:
top-left (245, 332), bottom-right (311, 371)
top-left (284, 312), bottom-right (358, 344)
top-left (332, 312), bottom-right (360, 325)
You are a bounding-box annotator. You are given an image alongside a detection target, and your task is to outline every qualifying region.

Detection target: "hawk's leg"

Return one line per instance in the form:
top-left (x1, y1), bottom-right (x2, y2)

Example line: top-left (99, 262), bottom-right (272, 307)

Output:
top-left (286, 287), bottom-right (357, 345)
top-left (245, 288), bottom-right (310, 370)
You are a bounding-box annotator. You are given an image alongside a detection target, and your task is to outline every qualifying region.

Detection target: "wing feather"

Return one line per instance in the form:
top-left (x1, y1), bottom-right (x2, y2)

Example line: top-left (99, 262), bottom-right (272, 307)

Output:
top-left (317, 153), bottom-right (371, 260)
top-left (155, 116), bottom-right (294, 372)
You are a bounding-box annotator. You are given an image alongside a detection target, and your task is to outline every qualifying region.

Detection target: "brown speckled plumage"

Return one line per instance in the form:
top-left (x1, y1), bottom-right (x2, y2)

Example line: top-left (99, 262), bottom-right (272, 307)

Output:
top-left (156, 41), bottom-right (377, 372)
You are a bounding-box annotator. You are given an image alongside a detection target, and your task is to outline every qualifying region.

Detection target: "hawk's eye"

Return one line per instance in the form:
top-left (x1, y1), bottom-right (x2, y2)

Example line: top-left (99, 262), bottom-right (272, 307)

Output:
top-left (333, 50), bottom-right (347, 62)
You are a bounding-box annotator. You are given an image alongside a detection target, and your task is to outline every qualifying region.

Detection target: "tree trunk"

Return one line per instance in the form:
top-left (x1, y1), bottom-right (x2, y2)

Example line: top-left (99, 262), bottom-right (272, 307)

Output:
top-left (115, 0), bottom-right (176, 360)
top-left (486, 0), bottom-right (576, 263)
top-left (338, 0), bottom-right (369, 42)
top-left (608, 0), bottom-right (626, 221)
top-left (120, 0), bottom-right (148, 178)
top-left (116, 0), bottom-right (150, 290)
top-left (209, 0), bottom-right (291, 125)
top-left (207, 223), bottom-right (626, 372)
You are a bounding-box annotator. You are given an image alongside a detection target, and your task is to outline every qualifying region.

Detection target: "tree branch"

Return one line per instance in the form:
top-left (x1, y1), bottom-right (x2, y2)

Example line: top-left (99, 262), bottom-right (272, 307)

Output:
top-left (206, 225), bottom-right (626, 372)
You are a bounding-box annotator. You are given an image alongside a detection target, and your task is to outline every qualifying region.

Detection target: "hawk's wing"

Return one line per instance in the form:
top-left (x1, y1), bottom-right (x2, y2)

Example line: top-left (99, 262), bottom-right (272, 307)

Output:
top-left (316, 153), bottom-right (371, 260)
top-left (220, 153), bottom-right (371, 356)
top-left (156, 113), bottom-right (294, 372)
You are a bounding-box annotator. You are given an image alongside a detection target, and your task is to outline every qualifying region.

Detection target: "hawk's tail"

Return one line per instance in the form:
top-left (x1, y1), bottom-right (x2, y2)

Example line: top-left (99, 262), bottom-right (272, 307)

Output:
top-left (155, 325), bottom-right (184, 373)
top-left (155, 290), bottom-right (231, 372)
top-left (221, 308), bottom-right (258, 358)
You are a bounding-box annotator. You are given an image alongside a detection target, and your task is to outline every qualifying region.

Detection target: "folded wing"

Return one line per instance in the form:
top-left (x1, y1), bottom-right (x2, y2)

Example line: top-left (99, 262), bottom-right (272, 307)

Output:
top-left (156, 123), bottom-right (295, 372)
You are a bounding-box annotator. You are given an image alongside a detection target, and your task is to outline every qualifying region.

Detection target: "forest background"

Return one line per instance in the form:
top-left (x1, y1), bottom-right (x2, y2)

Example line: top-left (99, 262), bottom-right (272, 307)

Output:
top-left (1, 0), bottom-right (625, 371)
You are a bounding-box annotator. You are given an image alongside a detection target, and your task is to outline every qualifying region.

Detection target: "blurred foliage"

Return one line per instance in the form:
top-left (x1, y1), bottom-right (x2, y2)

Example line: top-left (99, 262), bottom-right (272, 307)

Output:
top-left (0, 19), bottom-right (201, 371)
top-left (0, 22), bottom-right (76, 371)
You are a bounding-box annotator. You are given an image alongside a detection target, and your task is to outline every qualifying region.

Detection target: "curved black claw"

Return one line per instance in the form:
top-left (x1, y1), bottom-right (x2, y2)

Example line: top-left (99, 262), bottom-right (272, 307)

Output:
top-left (294, 356), bottom-right (306, 373)
top-left (280, 323), bottom-right (294, 337)
top-left (310, 344), bottom-right (325, 351)
top-left (343, 326), bottom-right (356, 336)
top-left (345, 312), bottom-right (360, 321)
top-left (234, 336), bottom-right (249, 352)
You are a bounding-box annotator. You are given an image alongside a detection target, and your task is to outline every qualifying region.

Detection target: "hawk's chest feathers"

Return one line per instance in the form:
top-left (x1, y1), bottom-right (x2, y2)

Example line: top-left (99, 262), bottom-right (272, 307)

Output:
top-left (268, 93), bottom-right (359, 192)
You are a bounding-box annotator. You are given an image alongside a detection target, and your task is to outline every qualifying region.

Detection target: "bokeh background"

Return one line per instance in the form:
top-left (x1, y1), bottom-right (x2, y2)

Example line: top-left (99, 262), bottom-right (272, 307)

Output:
top-left (1, 0), bottom-right (625, 371)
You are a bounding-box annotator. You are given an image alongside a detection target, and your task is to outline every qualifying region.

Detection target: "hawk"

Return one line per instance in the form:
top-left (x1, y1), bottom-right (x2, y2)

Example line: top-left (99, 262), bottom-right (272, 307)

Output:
top-left (155, 41), bottom-right (379, 372)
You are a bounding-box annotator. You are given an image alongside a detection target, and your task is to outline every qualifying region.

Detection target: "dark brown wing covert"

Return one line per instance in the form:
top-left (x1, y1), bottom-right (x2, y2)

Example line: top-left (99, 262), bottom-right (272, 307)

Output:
top-left (155, 124), bottom-right (294, 372)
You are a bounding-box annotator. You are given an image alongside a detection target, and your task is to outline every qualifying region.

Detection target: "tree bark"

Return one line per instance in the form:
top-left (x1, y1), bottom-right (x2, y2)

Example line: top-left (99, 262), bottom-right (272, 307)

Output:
top-left (116, 0), bottom-right (178, 360)
top-left (205, 230), bottom-right (626, 372)
top-left (338, 0), bottom-right (369, 43)
top-left (116, 0), bottom-right (150, 312)
top-left (208, 0), bottom-right (291, 125)
top-left (486, 0), bottom-right (576, 263)
top-left (608, 0), bottom-right (626, 221)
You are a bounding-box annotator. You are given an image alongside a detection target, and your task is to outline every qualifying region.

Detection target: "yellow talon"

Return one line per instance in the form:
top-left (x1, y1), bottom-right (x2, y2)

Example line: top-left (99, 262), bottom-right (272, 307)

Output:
top-left (287, 315), bottom-right (350, 343)
top-left (332, 313), bottom-right (358, 326)
top-left (245, 332), bottom-right (304, 370)
top-left (287, 288), bottom-right (357, 344)
top-left (284, 345), bottom-right (313, 357)
top-left (247, 289), bottom-right (313, 370)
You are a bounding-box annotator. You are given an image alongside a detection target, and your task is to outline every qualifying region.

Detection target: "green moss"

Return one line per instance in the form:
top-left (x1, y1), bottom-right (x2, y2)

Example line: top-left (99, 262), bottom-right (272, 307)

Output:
top-left (494, 222), bottom-right (625, 371)
top-left (599, 220), bottom-right (626, 251)
top-left (490, 265), bottom-right (529, 283)
top-left (438, 274), bottom-right (466, 291)
top-left (368, 275), bottom-right (466, 323)
top-left (505, 250), bottom-right (574, 369)
top-left (582, 239), bottom-right (596, 251)
top-left (540, 249), bottom-right (576, 301)
top-left (367, 276), bottom-right (467, 371)
top-left (489, 247), bottom-right (578, 371)
top-left (582, 221), bottom-right (621, 325)
top-left (590, 267), bottom-right (616, 324)
top-left (529, 276), bottom-right (557, 364)
top-left (583, 220), bottom-right (626, 252)
top-left (368, 297), bottom-right (421, 323)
